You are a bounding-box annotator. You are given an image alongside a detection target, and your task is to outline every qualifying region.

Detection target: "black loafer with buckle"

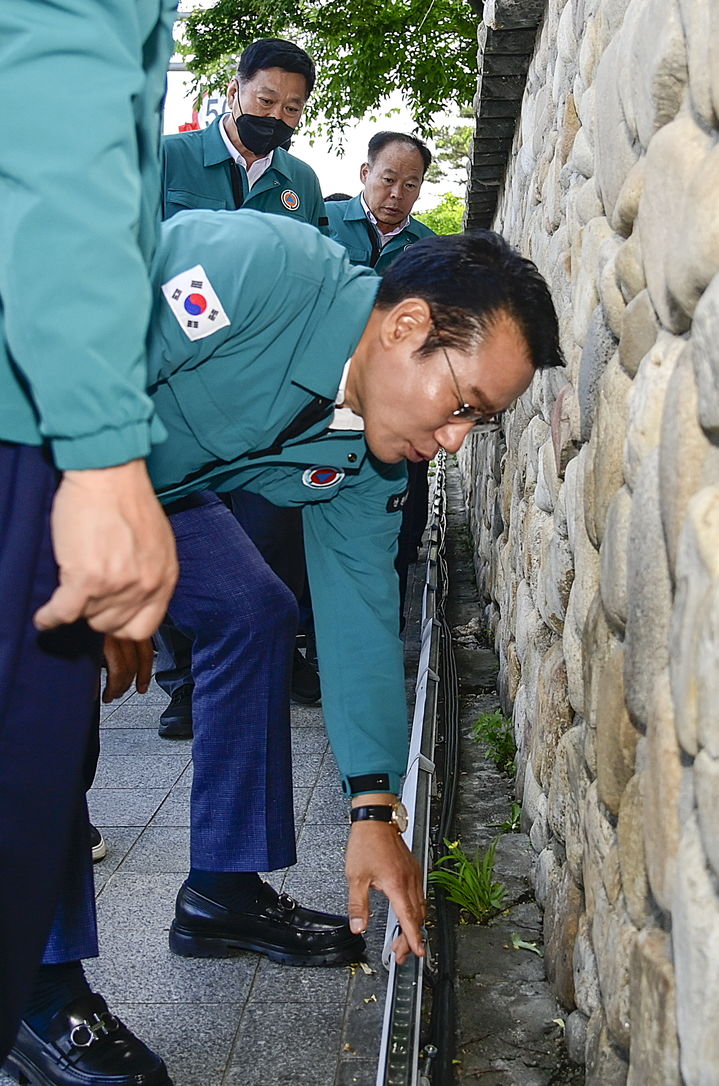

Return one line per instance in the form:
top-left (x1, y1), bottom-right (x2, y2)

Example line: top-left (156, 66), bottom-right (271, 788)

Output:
top-left (169, 881), bottom-right (365, 966)
top-left (3, 994), bottom-right (173, 1086)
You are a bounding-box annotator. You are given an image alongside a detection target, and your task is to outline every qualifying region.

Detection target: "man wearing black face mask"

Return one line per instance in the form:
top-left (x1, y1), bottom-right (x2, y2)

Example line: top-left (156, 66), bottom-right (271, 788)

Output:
top-left (162, 38), bottom-right (327, 229)
top-left (157, 39), bottom-right (328, 738)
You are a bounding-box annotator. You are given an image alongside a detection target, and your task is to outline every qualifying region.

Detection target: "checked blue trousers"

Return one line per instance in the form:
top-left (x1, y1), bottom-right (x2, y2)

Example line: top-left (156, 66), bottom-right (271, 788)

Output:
top-left (39, 489), bottom-right (300, 972)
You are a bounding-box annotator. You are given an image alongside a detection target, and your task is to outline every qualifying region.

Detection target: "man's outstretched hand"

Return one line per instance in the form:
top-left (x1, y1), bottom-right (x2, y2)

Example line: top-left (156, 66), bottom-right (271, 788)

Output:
top-left (345, 810), bottom-right (425, 965)
top-left (34, 459), bottom-right (178, 639)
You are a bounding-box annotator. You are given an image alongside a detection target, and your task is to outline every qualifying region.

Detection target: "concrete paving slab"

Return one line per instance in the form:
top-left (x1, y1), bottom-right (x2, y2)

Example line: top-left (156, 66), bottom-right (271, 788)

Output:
top-left (149, 787), bottom-right (192, 828)
top-left (92, 754), bottom-right (189, 791)
top-left (117, 826), bottom-right (191, 874)
top-left (88, 788), bottom-right (169, 827)
top-left (92, 827), bottom-right (144, 893)
top-left (111, 1001), bottom-right (242, 1086)
top-left (223, 1001), bottom-right (345, 1086)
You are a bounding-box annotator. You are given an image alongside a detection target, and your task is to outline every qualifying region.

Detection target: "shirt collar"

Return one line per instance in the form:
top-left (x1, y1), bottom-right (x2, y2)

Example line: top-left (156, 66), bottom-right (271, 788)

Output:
top-left (329, 358), bottom-right (364, 431)
top-left (218, 113), bottom-right (274, 183)
top-left (360, 193), bottom-right (409, 245)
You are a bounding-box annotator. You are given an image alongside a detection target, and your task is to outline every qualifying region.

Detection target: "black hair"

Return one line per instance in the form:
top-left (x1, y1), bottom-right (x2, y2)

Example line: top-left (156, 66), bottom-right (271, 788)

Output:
top-left (324, 192), bottom-right (352, 202)
top-left (237, 39), bottom-right (316, 97)
top-left (376, 231), bottom-right (564, 371)
top-left (366, 132), bottom-right (432, 177)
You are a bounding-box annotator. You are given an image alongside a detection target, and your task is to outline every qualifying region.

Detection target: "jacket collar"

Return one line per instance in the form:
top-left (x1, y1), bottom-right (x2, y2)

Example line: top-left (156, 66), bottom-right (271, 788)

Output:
top-left (201, 118), bottom-right (295, 182)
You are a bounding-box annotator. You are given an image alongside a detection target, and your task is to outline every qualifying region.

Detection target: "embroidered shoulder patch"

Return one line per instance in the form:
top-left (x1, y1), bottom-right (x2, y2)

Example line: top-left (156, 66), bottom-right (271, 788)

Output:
top-left (161, 264), bottom-right (231, 341)
top-left (387, 489), bottom-right (409, 513)
top-left (281, 189), bottom-right (300, 211)
top-left (302, 466), bottom-right (345, 489)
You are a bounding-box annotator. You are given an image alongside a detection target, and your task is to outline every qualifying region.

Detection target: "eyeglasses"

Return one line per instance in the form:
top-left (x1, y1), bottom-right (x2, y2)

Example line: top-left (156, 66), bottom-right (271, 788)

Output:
top-left (439, 342), bottom-right (502, 434)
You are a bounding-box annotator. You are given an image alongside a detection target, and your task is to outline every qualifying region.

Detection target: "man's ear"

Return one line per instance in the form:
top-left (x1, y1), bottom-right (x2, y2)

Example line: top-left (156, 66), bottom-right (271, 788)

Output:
top-left (359, 162), bottom-right (370, 185)
top-left (226, 77), bottom-right (239, 106)
top-left (381, 298), bottom-right (432, 349)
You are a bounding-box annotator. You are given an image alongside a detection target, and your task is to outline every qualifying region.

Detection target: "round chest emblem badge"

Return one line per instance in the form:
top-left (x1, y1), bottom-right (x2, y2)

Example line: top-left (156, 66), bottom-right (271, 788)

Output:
top-left (281, 188), bottom-right (301, 211)
top-left (302, 466), bottom-right (345, 489)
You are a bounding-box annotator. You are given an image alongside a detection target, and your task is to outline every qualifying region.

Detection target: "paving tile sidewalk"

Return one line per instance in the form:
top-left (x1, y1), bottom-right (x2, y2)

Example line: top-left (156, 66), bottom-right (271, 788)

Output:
top-left (3, 558), bottom-right (426, 1086)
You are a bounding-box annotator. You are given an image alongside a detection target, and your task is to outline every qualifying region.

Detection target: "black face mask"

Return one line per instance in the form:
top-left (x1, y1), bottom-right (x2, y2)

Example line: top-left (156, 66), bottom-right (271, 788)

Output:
top-left (234, 106), bottom-right (295, 156)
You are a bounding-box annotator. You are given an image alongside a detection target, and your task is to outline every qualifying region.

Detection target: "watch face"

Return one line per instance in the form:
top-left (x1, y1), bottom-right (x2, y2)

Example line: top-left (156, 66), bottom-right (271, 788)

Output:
top-left (392, 801), bottom-right (409, 834)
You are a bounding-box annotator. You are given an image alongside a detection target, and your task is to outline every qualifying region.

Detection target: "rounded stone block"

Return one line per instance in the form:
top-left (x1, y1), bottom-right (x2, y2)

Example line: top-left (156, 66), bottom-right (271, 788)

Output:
top-left (583, 777), bottom-right (620, 917)
top-left (534, 641), bottom-right (573, 788)
top-left (622, 0), bottom-right (688, 151)
top-left (594, 34), bottom-right (642, 222)
top-left (544, 861), bottom-right (584, 1010)
top-left (550, 383), bottom-right (581, 481)
top-left (670, 486), bottom-right (719, 756)
top-left (627, 928), bottom-right (680, 1086)
top-left (599, 485), bottom-right (632, 636)
top-left (578, 306), bottom-right (621, 446)
top-left (673, 814), bottom-right (719, 1086)
top-left (641, 676), bottom-right (683, 912)
top-left (565, 1009), bottom-right (589, 1066)
top-left (598, 234), bottom-right (627, 337)
top-left (694, 750), bottom-right (719, 883)
top-left (548, 722), bottom-right (589, 880)
top-left (624, 330), bottom-right (684, 490)
top-left (624, 450), bottom-right (672, 730)
top-left (618, 288), bottom-right (659, 379)
top-left (573, 220), bottom-right (616, 350)
top-left (637, 113), bottom-right (715, 333)
top-left (583, 352), bottom-right (631, 548)
top-left (537, 523), bottom-right (574, 635)
top-left (659, 349), bottom-right (717, 575)
top-left (584, 600), bottom-right (637, 816)
top-left (591, 883), bottom-right (636, 1051)
top-left (585, 1008), bottom-right (629, 1086)
top-left (615, 231), bottom-right (647, 306)
top-left (690, 273), bottom-right (719, 440)
top-left (573, 911), bottom-right (601, 1018)
top-left (678, 0), bottom-right (719, 127)
top-left (616, 772), bottom-right (652, 929)
top-left (610, 158), bottom-right (645, 239)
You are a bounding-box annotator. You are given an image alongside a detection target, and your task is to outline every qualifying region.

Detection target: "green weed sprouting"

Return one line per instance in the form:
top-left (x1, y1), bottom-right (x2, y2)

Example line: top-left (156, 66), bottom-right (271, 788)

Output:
top-left (429, 837), bottom-right (506, 921)
top-left (471, 710), bottom-right (516, 775)
top-left (499, 801), bottom-right (521, 833)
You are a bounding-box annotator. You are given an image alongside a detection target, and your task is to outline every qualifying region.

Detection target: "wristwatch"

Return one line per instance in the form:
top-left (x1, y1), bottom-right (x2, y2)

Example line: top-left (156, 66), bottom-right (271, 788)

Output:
top-left (350, 800), bottom-right (409, 834)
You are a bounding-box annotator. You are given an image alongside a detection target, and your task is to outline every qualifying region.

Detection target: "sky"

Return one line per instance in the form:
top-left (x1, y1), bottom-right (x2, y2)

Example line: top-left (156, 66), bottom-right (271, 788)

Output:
top-left (164, 71), bottom-right (467, 213)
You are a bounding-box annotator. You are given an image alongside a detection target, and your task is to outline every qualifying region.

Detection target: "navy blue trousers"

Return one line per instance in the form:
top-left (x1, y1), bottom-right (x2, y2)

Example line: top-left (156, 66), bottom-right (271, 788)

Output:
top-left (155, 491), bottom-right (305, 698)
top-left (0, 443), bottom-right (100, 1059)
top-left (164, 492), bottom-right (298, 871)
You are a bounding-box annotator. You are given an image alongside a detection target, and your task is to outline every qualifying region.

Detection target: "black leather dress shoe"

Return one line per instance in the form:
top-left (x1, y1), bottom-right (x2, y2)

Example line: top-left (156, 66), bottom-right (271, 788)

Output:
top-left (158, 683), bottom-right (193, 739)
top-left (290, 647), bottom-right (321, 706)
top-left (3, 993), bottom-right (172, 1086)
top-left (169, 881), bottom-right (365, 966)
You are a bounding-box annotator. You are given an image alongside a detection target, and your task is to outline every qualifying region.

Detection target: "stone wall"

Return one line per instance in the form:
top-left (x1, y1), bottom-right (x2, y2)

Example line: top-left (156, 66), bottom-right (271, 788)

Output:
top-left (459, 2), bottom-right (719, 1082)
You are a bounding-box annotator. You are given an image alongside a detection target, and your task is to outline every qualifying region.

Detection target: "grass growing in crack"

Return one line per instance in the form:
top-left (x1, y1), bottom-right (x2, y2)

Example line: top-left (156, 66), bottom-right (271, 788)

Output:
top-left (429, 837), bottom-right (506, 921)
top-left (499, 801), bottom-right (521, 833)
top-left (472, 709), bottom-right (516, 776)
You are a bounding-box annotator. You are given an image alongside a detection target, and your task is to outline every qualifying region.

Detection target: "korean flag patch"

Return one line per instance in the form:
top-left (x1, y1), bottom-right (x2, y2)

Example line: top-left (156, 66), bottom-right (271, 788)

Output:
top-left (161, 264), bottom-right (231, 341)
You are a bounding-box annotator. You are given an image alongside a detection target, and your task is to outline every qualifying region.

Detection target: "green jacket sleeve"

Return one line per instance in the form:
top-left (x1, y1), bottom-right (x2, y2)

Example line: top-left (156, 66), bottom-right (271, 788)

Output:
top-left (302, 458), bottom-right (410, 793)
top-left (0, 0), bottom-right (175, 469)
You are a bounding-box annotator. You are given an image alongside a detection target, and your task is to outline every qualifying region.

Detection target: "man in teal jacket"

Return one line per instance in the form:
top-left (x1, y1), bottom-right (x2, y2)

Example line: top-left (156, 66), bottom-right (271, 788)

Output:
top-left (162, 39), bottom-right (327, 229)
top-left (326, 132), bottom-right (436, 619)
top-left (157, 39), bottom-right (327, 734)
top-left (325, 131), bottom-right (435, 274)
top-left (0, 1), bottom-right (178, 1082)
top-left (108, 210), bottom-right (562, 972)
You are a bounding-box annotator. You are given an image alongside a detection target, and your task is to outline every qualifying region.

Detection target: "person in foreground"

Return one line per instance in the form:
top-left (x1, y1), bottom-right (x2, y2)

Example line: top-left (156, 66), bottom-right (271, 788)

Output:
top-left (4, 209), bottom-right (561, 1086)
top-left (0, 1), bottom-right (178, 1084)
top-left (135, 214), bottom-right (562, 968)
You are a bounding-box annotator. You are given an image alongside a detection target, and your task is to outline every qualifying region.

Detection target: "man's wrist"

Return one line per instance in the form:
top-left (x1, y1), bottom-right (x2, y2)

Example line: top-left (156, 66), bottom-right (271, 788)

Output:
top-left (350, 792), bottom-right (397, 809)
